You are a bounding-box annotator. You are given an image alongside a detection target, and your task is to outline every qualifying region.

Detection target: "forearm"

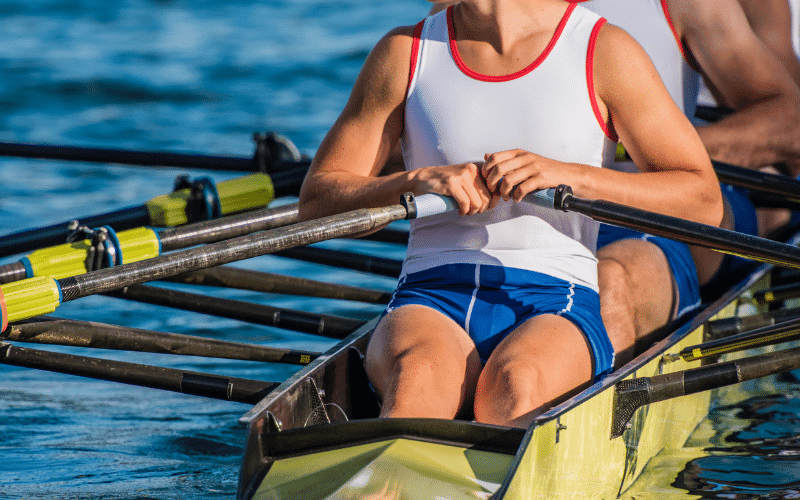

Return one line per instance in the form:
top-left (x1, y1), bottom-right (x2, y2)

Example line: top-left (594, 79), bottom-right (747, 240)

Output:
top-left (572, 166), bottom-right (723, 227)
top-left (298, 168), bottom-right (419, 222)
top-left (696, 95), bottom-right (800, 171)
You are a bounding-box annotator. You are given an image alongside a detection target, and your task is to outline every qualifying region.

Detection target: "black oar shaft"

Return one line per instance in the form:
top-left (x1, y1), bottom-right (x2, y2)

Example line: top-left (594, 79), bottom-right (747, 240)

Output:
top-left (706, 308), bottom-right (800, 338)
top-left (163, 266), bottom-right (392, 303)
top-left (4, 318), bottom-right (318, 365)
top-left (56, 204), bottom-right (408, 302)
top-left (107, 284), bottom-right (365, 339)
top-left (676, 315), bottom-right (800, 362)
top-left (612, 346), bottom-right (800, 437)
top-left (0, 140), bottom-right (312, 172)
top-left (753, 282), bottom-right (800, 305)
top-left (0, 342), bottom-right (278, 404)
top-left (713, 161), bottom-right (800, 200)
top-left (275, 247), bottom-right (402, 278)
top-left (557, 189), bottom-right (800, 270)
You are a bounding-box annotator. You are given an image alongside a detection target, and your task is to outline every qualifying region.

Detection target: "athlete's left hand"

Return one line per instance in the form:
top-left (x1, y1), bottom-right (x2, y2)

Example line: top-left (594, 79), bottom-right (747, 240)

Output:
top-left (481, 149), bottom-right (567, 202)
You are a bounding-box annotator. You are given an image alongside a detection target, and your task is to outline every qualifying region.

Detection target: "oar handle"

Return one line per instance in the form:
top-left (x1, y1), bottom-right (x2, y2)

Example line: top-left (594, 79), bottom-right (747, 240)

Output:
top-left (403, 188), bottom-right (560, 218)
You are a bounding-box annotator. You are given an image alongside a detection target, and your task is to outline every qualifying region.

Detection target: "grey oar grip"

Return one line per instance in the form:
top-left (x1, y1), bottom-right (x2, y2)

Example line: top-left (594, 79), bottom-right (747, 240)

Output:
top-left (404, 187), bottom-right (560, 220)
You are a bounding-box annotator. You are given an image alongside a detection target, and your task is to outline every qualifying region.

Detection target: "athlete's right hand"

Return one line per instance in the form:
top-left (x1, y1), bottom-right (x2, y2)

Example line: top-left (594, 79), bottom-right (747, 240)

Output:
top-left (413, 163), bottom-right (499, 215)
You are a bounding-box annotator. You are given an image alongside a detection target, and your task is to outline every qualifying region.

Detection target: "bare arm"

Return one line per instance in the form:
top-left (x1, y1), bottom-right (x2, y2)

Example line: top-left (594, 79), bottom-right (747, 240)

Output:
top-left (298, 26), bottom-right (495, 221)
top-left (737, 0), bottom-right (800, 85)
top-left (670, 0), bottom-right (800, 172)
top-left (482, 24), bottom-right (723, 226)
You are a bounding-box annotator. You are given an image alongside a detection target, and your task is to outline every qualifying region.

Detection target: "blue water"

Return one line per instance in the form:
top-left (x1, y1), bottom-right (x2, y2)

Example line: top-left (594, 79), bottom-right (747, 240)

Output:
top-left (0, 1), bottom-right (799, 498)
top-left (0, 1), bottom-right (424, 498)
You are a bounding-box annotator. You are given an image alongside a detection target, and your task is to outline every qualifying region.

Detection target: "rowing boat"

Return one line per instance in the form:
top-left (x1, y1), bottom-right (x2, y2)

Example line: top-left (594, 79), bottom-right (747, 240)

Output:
top-left (236, 229), bottom-right (800, 499)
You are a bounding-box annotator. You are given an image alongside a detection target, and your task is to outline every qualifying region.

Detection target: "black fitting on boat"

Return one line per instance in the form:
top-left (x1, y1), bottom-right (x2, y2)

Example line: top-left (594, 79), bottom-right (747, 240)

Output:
top-left (401, 192), bottom-right (417, 220)
top-left (173, 175), bottom-right (221, 223)
top-left (252, 131), bottom-right (304, 173)
top-left (553, 184), bottom-right (573, 211)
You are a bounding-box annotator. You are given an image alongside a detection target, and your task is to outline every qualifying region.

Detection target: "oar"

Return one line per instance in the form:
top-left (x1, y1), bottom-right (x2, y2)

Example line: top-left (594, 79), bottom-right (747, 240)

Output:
top-left (695, 105), bottom-right (733, 123)
top-left (611, 345), bottom-right (800, 437)
top-left (0, 202), bottom-right (300, 284)
top-left (0, 132), bottom-right (306, 173)
top-left (706, 308), bottom-right (800, 338)
top-left (105, 284), bottom-right (366, 339)
top-left (547, 185), bottom-right (800, 270)
top-left (274, 247), bottom-right (403, 278)
top-left (712, 160), bottom-right (800, 201)
top-left (0, 168), bottom-right (306, 259)
top-left (664, 315), bottom-right (800, 363)
top-left (752, 282), bottom-right (800, 306)
top-left (161, 266), bottom-right (392, 303)
top-left (0, 341), bottom-right (278, 405)
top-left (0, 192), bottom-right (454, 330)
top-left (4, 317), bottom-right (318, 365)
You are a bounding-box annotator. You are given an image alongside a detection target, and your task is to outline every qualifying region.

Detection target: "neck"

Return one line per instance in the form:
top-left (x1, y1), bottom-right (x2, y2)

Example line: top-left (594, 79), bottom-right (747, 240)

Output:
top-left (453, 0), bottom-right (567, 54)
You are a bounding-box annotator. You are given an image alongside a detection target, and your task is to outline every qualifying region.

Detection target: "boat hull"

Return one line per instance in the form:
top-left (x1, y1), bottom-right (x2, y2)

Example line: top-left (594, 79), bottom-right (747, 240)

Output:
top-left (237, 258), bottom-right (787, 499)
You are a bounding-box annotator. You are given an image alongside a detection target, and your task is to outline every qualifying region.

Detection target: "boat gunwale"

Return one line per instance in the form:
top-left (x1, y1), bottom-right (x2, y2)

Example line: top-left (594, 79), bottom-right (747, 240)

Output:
top-left (491, 230), bottom-right (800, 498)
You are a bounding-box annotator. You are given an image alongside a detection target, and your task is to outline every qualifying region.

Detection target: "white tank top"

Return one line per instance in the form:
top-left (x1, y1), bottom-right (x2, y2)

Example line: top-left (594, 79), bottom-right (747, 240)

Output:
top-left (401, 3), bottom-right (615, 291)
top-left (578, 0), bottom-right (701, 170)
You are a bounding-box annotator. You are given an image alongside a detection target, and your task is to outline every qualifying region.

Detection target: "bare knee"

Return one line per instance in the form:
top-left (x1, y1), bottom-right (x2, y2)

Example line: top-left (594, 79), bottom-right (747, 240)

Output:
top-left (473, 359), bottom-right (545, 427)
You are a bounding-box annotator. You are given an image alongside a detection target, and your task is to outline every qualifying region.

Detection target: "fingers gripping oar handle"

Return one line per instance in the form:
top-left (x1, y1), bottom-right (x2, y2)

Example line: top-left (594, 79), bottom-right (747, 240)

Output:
top-left (0, 193), bottom-right (452, 330)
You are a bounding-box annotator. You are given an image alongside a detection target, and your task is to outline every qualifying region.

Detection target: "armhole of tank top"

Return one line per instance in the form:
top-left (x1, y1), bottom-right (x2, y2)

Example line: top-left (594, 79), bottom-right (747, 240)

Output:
top-left (660, 0), bottom-right (692, 65)
top-left (400, 20), bottom-right (424, 138)
top-left (586, 18), bottom-right (618, 142)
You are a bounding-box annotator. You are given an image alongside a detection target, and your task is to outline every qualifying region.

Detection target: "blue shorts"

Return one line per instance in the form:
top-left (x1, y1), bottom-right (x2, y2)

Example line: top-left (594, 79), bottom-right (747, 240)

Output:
top-left (383, 264), bottom-right (615, 381)
top-left (597, 225), bottom-right (702, 319)
top-left (699, 184), bottom-right (760, 302)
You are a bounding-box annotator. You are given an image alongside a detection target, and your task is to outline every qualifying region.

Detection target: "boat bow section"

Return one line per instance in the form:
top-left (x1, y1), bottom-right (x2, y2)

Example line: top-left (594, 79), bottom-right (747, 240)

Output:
top-left (244, 419), bottom-right (523, 500)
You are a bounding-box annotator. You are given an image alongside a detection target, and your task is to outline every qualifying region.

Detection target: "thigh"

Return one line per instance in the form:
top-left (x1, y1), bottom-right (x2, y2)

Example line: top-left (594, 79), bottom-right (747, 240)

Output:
top-left (474, 314), bottom-right (593, 427)
top-left (597, 238), bottom-right (675, 357)
top-left (366, 304), bottom-right (482, 419)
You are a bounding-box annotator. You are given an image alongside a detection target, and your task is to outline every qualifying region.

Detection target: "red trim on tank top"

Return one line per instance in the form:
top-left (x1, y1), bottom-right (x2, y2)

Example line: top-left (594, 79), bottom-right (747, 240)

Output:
top-left (447, 3), bottom-right (577, 82)
top-left (401, 20), bottom-right (425, 138)
top-left (660, 0), bottom-right (690, 64)
top-left (587, 18), bottom-right (617, 141)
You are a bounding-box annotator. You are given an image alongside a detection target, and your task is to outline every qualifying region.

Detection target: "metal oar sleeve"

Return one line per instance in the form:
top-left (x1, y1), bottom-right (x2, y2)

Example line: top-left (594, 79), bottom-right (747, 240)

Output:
top-left (0, 341), bottom-right (279, 404)
top-left (612, 346), bottom-right (800, 437)
top-left (157, 203), bottom-right (299, 251)
top-left (555, 186), bottom-right (800, 270)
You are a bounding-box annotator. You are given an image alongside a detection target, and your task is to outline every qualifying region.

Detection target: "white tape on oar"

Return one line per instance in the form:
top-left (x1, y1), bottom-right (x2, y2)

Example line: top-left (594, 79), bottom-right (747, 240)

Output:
top-left (413, 193), bottom-right (459, 218)
top-left (412, 189), bottom-right (558, 219)
top-left (522, 188), bottom-right (558, 208)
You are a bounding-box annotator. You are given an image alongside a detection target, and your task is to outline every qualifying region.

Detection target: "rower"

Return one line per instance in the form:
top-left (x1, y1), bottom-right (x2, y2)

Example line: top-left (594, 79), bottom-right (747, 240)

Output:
top-left (570, 0), bottom-right (800, 366)
top-left (429, 0), bottom-right (800, 366)
top-left (299, 0), bottom-right (721, 427)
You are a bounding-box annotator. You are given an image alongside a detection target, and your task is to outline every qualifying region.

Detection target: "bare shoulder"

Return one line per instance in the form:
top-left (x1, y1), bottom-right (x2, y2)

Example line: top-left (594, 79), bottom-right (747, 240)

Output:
top-left (591, 23), bottom-right (660, 97)
top-left (665, 0), bottom-right (750, 39)
top-left (353, 25), bottom-right (418, 101)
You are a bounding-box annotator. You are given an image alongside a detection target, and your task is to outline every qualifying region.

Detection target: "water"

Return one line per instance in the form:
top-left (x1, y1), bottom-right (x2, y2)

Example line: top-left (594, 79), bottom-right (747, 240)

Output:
top-left (0, 1), bottom-right (798, 498)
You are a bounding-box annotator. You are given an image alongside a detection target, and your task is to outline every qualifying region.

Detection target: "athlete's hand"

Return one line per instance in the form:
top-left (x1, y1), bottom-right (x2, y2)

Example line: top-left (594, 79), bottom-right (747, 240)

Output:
top-left (414, 163), bottom-right (499, 215)
top-left (481, 149), bottom-right (566, 202)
